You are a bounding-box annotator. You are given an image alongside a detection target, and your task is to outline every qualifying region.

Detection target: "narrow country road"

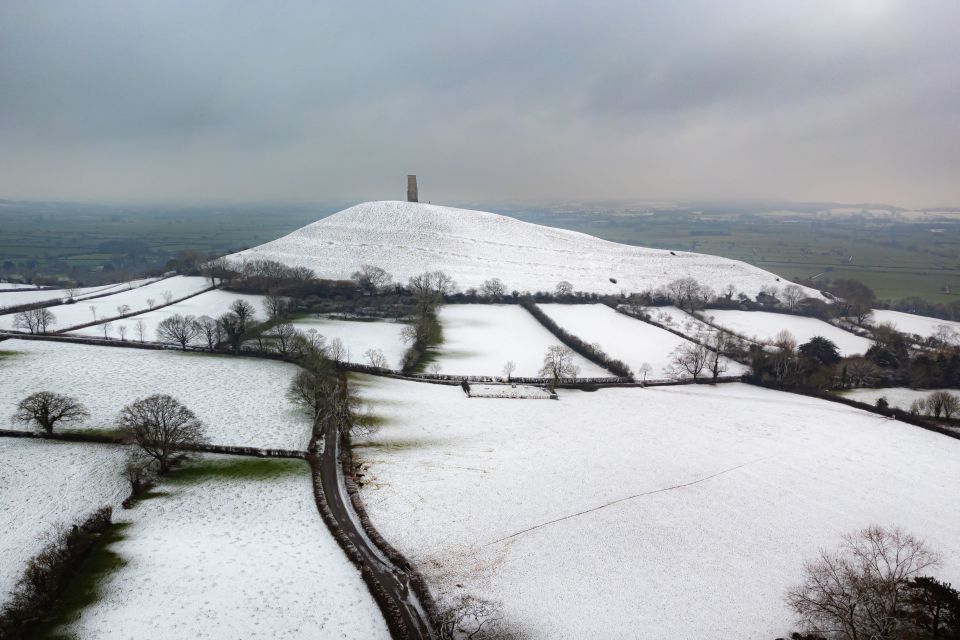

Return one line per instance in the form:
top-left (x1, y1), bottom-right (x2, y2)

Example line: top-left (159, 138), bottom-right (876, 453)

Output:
top-left (313, 415), bottom-right (435, 640)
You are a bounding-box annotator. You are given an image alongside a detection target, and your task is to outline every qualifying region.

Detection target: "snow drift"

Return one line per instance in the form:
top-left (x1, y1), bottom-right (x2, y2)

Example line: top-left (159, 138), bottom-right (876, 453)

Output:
top-left (227, 201), bottom-right (821, 297)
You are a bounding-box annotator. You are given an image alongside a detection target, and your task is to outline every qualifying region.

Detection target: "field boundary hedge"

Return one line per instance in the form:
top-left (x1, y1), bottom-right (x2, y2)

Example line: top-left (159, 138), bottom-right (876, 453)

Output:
top-left (519, 297), bottom-right (632, 378)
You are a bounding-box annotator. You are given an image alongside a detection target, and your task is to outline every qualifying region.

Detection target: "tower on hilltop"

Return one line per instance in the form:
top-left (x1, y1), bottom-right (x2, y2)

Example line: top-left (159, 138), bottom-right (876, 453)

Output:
top-left (407, 175), bottom-right (418, 203)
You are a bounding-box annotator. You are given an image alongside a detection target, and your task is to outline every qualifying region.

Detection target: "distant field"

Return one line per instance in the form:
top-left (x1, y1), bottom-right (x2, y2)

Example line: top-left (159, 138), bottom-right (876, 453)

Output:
top-left (3, 199), bottom-right (959, 303)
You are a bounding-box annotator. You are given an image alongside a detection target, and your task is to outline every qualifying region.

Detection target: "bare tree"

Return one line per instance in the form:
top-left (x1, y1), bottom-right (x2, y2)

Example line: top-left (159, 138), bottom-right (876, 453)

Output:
top-left (786, 525), bottom-right (940, 640)
top-left (707, 330), bottom-right (731, 381)
top-left (364, 348), bottom-right (389, 369)
top-left (287, 367), bottom-right (339, 421)
top-left (118, 395), bottom-right (206, 474)
top-left (161, 290), bottom-right (173, 305)
top-left (328, 337), bottom-right (346, 364)
top-left (156, 314), bottom-right (200, 350)
top-left (663, 277), bottom-right (709, 312)
top-left (195, 315), bottom-right (222, 351)
top-left (12, 308), bottom-right (56, 334)
top-left (927, 390), bottom-right (960, 420)
top-left (146, 298), bottom-right (156, 310)
top-left (268, 322), bottom-right (298, 355)
top-left (539, 345), bottom-right (580, 388)
top-left (88, 305), bottom-right (97, 321)
top-left (555, 280), bottom-right (574, 297)
top-left (844, 357), bottom-right (882, 388)
top-left (229, 299), bottom-right (256, 328)
top-left (13, 391), bottom-right (89, 434)
top-left (122, 450), bottom-right (156, 497)
top-left (933, 324), bottom-right (959, 351)
top-left (101, 321), bottom-right (113, 339)
top-left (117, 324), bottom-right (128, 341)
top-left (263, 294), bottom-right (290, 322)
top-left (350, 264), bottom-right (392, 296)
top-left (116, 304), bottom-right (131, 316)
top-left (781, 284), bottom-right (805, 311)
top-left (427, 363), bottom-right (442, 375)
top-left (668, 342), bottom-right (709, 380)
top-left (481, 278), bottom-right (506, 299)
top-left (436, 595), bottom-right (514, 640)
top-left (502, 360), bottom-right (516, 381)
top-left (134, 318), bottom-right (147, 342)
top-left (722, 284), bottom-right (736, 300)
top-left (638, 362), bottom-right (653, 385)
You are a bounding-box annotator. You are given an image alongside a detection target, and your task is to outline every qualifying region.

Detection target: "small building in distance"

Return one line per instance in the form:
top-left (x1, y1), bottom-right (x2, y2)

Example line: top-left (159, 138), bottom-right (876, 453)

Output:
top-left (407, 175), bottom-right (418, 203)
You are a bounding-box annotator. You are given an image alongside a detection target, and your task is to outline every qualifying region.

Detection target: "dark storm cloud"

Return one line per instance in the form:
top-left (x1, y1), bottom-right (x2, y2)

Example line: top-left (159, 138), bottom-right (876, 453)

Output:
top-left (0, 0), bottom-right (957, 205)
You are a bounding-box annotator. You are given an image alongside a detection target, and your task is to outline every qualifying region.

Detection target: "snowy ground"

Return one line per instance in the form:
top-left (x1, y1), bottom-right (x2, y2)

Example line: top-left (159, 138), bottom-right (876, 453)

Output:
top-left (867, 309), bottom-right (960, 340)
top-left (840, 387), bottom-right (960, 411)
top-left (468, 384), bottom-right (553, 399)
top-left (434, 304), bottom-right (608, 378)
top-left (69, 289), bottom-right (265, 342)
top-left (0, 439), bottom-right (128, 604)
top-left (353, 375), bottom-right (960, 640)
top-left (0, 340), bottom-right (311, 449)
top-left (226, 201), bottom-right (824, 298)
top-left (538, 303), bottom-right (748, 378)
top-left (65, 456), bottom-right (390, 640)
top-left (0, 277), bottom-right (158, 312)
top-left (646, 305), bottom-right (720, 340)
top-left (702, 309), bottom-right (873, 356)
top-left (291, 316), bottom-right (409, 370)
top-left (0, 276), bottom-right (209, 332)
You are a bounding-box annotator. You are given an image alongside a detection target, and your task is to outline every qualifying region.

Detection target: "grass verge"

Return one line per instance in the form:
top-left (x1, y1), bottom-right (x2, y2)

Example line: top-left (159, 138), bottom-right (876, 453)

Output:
top-left (32, 523), bottom-right (131, 640)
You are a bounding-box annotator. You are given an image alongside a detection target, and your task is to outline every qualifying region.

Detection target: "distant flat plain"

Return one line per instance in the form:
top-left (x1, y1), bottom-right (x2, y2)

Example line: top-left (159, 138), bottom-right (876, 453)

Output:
top-left (2, 199), bottom-right (958, 303)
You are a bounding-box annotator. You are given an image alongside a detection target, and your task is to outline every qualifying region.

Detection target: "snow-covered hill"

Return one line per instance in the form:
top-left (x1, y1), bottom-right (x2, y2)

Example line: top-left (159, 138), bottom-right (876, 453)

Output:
top-left (227, 201), bottom-right (821, 298)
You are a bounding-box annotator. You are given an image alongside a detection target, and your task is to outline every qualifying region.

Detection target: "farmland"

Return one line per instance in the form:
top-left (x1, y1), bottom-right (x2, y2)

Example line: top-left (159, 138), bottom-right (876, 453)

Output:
top-left (352, 375), bottom-right (960, 639)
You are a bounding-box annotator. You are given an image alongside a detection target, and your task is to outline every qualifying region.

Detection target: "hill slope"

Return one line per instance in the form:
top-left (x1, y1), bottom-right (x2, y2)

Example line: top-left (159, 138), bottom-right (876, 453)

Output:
top-left (228, 201), bottom-right (820, 297)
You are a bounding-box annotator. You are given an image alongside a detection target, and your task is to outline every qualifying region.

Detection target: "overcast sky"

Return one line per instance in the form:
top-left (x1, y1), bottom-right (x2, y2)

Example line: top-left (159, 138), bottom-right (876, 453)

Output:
top-left (0, 1), bottom-right (957, 207)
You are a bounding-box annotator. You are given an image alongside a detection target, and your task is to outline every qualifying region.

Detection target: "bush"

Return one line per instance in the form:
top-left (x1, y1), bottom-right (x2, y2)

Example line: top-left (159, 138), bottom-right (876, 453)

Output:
top-left (0, 507), bottom-right (113, 638)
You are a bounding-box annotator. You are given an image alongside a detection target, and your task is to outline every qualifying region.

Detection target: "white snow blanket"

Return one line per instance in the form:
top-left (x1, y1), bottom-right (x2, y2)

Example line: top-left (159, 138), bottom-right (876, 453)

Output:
top-left (868, 309), bottom-right (960, 340)
top-left (354, 376), bottom-right (960, 640)
top-left (0, 340), bottom-right (311, 449)
top-left (0, 278), bottom-right (158, 311)
top-left (291, 316), bottom-right (409, 370)
top-left (434, 304), bottom-right (607, 378)
top-left (538, 303), bottom-right (748, 378)
top-left (65, 457), bottom-right (390, 639)
top-left (703, 309), bottom-right (872, 356)
top-left (69, 289), bottom-right (265, 342)
top-left (0, 276), bottom-right (209, 332)
top-left (226, 201), bottom-right (823, 298)
top-left (0, 440), bottom-right (128, 604)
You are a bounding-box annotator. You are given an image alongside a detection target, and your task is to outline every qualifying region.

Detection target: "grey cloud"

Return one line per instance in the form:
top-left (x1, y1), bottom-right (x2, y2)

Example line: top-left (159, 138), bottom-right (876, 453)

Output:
top-left (0, 0), bottom-right (957, 206)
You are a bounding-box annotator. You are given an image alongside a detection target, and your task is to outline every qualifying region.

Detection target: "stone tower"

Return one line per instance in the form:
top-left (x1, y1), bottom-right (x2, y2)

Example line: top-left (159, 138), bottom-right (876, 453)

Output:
top-left (407, 175), bottom-right (418, 203)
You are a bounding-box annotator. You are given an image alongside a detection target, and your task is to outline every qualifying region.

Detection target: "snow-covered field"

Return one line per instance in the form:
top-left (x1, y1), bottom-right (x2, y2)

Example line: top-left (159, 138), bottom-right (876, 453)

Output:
top-left (65, 457), bottom-right (390, 640)
top-left (69, 289), bottom-right (265, 341)
top-left (538, 303), bottom-right (748, 378)
top-left (226, 201), bottom-right (823, 298)
top-left (0, 277), bottom-right (158, 311)
top-left (291, 316), bottom-right (409, 369)
top-left (840, 387), bottom-right (960, 411)
top-left (353, 375), bottom-right (960, 639)
top-left (868, 309), bottom-right (960, 340)
top-left (434, 304), bottom-right (608, 378)
top-left (0, 340), bottom-right (311, 449)
top-left (645, 305), bottom-right (720, 340)
top-left (0, 276), bottom-right (209, 332)
top-left (0, 439), bottom-right (128, 604)
top-left (703, 309), bottom-right (873, 356)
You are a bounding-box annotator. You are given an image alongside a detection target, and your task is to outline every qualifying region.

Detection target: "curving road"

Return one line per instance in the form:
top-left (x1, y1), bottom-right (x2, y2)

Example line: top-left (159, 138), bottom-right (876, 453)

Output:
top-left (311, 412), bottom-right (436, 639)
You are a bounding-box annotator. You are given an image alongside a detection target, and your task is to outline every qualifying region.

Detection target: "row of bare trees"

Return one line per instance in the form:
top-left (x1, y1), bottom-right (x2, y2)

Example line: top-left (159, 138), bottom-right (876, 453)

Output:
top-left (13, 391), bottom-right (206, 475)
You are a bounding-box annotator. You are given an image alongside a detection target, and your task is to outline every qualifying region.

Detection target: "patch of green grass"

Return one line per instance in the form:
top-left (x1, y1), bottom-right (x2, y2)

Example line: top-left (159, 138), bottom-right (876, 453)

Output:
top-left (0, 349), bottom-right (22, 360)
top-left (168, 457), bottom-right (304, 484)
top-left (33, 523), bottom-right (131, 640)
top-left (60, 428), bottom-right (124, 439)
